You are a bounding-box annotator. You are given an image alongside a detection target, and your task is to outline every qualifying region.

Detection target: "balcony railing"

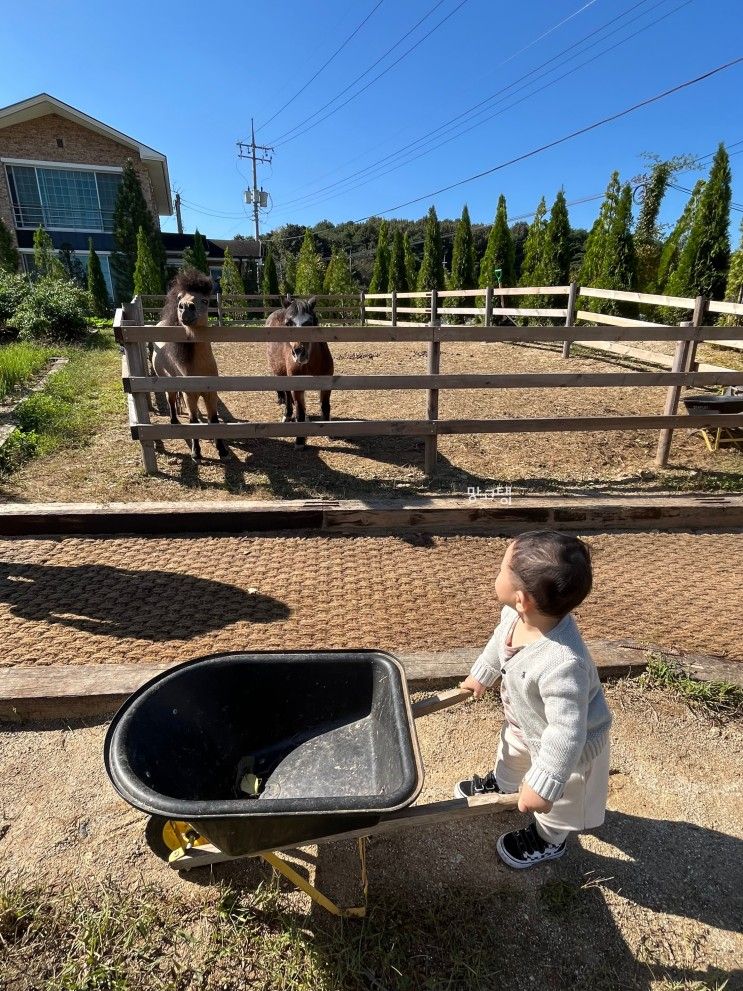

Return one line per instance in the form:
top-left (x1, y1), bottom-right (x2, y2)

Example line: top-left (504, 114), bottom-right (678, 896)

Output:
top-left (11, 204), bottom-right (116, 232)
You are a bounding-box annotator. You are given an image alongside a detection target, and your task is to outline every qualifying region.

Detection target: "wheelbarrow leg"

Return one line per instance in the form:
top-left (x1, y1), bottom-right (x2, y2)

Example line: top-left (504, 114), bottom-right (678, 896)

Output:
top-left (262, 837), bottom-right (368, 918)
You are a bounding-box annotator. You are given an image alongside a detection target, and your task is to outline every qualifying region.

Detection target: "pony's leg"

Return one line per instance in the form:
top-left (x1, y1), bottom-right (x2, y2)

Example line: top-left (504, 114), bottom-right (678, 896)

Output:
top-left (205, 392), bottom-right (231, 461)
top-left (168, 391), bottom-right (179, 424)
top-left (282, 391), bottom-right (294, 423)
top-left (320, 390), bottom-right (331, 421)
top-left (184, 392), bottom-right (202, 461)
top-left (292, 390), bottom-right (307, 447)
top-left (276, 389), bottom-right (285, 406)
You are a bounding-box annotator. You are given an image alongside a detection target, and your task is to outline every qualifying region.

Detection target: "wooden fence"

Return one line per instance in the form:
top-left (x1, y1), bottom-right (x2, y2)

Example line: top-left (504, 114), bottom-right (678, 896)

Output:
top-left (140, 293), bottom-right (365, 325)
top-left (116, 286), bottom-right (743, 478)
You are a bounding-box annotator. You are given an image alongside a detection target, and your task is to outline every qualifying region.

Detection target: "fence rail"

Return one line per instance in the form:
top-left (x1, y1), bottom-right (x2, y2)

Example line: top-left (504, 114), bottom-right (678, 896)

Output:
top-left (116, 285), bottom-right (743, 477)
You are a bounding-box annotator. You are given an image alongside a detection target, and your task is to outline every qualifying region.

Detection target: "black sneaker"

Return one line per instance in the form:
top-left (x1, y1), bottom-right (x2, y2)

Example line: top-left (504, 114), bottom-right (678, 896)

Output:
top-left (496, 821), bottom-right (566, 869)
top-left (453, 770), bottom-right (503, 799)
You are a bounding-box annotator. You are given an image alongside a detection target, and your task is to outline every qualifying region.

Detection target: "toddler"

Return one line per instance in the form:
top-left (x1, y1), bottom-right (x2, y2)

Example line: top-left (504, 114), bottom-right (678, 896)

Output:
top-left (454, 530), bottom-right (612, 869)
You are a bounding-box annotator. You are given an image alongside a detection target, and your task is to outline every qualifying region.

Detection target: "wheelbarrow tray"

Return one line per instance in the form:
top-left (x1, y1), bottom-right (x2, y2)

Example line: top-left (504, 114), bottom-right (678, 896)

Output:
top-left (105, 651), bottom-right (424, 857)
top-left (683, 394), bottom-right (743, 415)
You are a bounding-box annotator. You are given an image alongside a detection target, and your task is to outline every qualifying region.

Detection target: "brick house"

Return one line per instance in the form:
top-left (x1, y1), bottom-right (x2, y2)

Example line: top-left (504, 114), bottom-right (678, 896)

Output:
top-left (0, 93), bottom-right (175, 301)
top-left (0, 94), bottom-right (259, 300)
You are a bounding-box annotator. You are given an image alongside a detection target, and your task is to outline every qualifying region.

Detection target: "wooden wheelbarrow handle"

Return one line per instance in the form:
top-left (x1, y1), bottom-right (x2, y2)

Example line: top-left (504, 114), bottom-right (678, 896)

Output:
top-left (411, 687), bottom-right (473, 719)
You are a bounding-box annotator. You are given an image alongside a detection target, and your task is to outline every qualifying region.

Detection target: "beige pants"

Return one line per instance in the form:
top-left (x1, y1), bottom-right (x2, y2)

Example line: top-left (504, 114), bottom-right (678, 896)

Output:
top-left (495, 723), bottom-right (610, 845)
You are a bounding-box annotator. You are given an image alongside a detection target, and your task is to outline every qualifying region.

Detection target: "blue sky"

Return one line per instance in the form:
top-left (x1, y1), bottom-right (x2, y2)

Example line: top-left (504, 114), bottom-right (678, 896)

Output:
top-left (3, 0), bottom-right (742, 241)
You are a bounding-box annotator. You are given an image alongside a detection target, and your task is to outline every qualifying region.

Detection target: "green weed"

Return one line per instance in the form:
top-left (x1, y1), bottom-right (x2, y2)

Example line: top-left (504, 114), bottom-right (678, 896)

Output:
top-left (643, 655), bottom-right (743, 717)
top-left (0, 342), bottom-right (53, 400)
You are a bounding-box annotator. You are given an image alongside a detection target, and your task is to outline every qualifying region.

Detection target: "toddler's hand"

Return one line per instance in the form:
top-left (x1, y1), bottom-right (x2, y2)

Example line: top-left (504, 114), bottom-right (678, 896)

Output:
top-left (460, 675), bottom-right (487, 699)
top-left (517, 782), bottom-right (553, 814)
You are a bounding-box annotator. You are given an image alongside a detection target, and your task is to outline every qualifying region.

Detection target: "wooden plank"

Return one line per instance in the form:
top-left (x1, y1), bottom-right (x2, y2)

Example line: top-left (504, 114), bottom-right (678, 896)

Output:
top-left (434, 326), bottom-right (741, 343)
top-left (579, 287), bottom-right (696, 308)
top-left (707, 299), bottom-right (743, 316)
top-left (425, 290), bottom-right (440, 477)
top-left (125, 370), bottom-right (743, 394)
top-left (0, 642), bottom-right (662, 721)
top-left (656, 298), bottom-right (708, 467)
top-left (483, 286), bottom-right (571, 296)
top-left (134, 412), bottom-right (743, 442)
top-left (441, 307), bottom-right (567, 317)
top-left (571, 339), bottom-right (728, 373)
top-left (576, 309), bottom-right (668, 328)
top-left (121, 326), bottom-right (434, 343)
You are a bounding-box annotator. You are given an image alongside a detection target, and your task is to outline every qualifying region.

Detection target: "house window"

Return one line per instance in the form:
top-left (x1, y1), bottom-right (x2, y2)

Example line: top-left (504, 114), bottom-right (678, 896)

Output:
top-left (20, 249), bottom-right (115, 299)
top-left (6, 164), bottom-right (122, 232)
top-left (56, 138), bottom-right (64, 148)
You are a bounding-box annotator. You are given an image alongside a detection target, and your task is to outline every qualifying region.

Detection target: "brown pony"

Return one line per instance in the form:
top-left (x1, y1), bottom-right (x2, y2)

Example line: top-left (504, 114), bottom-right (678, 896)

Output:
top-left (266, 296), bottom-right (333, 447)
top-left (152, 268), bottom-right (230, 462)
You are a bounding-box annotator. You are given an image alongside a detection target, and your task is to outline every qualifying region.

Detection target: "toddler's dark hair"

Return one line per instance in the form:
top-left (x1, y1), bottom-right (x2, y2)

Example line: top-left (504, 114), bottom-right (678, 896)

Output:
top-left (509, 530), bottom-right (592, 617)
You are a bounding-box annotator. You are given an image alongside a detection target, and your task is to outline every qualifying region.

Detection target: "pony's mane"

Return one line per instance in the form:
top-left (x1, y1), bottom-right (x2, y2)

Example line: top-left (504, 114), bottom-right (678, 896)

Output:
top-left (284, 297), bottom-right (318, 325)
top-left (159, 268), bottom-right (213, 325)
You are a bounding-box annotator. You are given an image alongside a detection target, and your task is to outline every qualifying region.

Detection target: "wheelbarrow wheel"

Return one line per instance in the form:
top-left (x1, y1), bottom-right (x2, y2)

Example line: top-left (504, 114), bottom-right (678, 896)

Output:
top-left (145, 816), bottom-right (209, 862)
top-left (145, 815), bottom-right (172, 861)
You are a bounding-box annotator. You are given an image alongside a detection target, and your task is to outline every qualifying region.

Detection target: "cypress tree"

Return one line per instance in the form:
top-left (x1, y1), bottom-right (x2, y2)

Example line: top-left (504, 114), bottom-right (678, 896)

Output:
top-left (656, 179), bottom-right (705, 294)
top-left (111, 159), bottom-right (164, 300)
top-left (519, 197), bottom-right (548, 287)
top-left (295, 228), bottom-right (325, 295)
top-left (578, 172), bottom-right (622, 311)
top-left (417, 206), bottom-right (445, 292)
top-left (388, 228), bottom-right (408, 293)
top-left (33, 226), bottom-right (65, 279)
top-left (603, 183), bottom-right (638, 314)
top-left (447, 205), bottom-right (475, 320)
top-left (542, 189), bottom-right (571, 287)
top-left (57, 243), bottom-right (86, 286)
top-left (219, 246), bottom-right (245, 296)
top-left (666, 143), bottom-right (731, 302)
top-left (280, 253), bottom-right (296, 296)
top-left (0, 217), bottom-right (19, 273)
top-left (719, 219), bottom-right (743, 327)
top-left (261, 248), bottom-right (280, 297)
top-left (368, 220), bottom-right (390, 298)
top-left (87, 238), bottom-right (111, 317)
top-left (479, 194), bottom-right (515, 288)
top-left (134, 226), bottom-right (163, 295)
top-left (182, 229), bottom-right (210, 275)
top-left (403, 230), bottom-right (418, 292)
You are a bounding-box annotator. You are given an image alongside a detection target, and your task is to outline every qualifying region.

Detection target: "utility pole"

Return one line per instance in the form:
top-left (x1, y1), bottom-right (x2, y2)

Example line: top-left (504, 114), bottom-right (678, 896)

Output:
top-left (237, 119), bottom-right (273, 283)
top-left (174, 192), bottom-right (183, 235)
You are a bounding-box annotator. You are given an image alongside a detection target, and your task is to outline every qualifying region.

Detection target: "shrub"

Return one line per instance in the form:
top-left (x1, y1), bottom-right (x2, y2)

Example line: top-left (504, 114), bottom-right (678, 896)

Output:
top-left (13, 278), bottom-right (92, 342)
top-left (0, 271), bottom-right (29, 325)
top-left (0, 428), bottom-right (39, 474)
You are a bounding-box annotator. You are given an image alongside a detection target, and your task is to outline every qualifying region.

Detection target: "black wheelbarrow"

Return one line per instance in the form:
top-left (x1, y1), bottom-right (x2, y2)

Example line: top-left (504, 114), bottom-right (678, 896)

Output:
top-left (105, 650), bottom-right (519, 916)
top-left (683, 392), bottom-right (743, 452)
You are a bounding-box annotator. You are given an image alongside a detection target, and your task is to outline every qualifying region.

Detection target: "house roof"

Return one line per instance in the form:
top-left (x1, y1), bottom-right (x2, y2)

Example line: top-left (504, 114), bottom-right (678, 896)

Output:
top-left (0, 93), bottom-right (173, 216)
top-left (161, 233), bottom-right (260, 259)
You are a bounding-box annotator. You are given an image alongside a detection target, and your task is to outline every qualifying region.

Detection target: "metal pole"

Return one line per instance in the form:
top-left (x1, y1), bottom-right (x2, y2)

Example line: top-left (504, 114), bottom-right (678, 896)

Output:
top-left (251, 118), bottom-right (260, 247)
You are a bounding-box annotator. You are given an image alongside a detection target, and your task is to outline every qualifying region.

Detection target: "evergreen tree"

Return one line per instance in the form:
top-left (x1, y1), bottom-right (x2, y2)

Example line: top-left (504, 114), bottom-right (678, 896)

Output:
top-left (417, 206), bottom-right (445, 292)
top-left (33, 226), bottom-right (65, 279)
top-left (666, 143), bottom-right (731, 303)
top-left (110, 159), bottom-right (164, 301)
top-left (479, 194), bottom-right (515, 288)
top-left (87, 239), bottom-right (111, 317)
top-left (182, 229), bottom-right (210, 275)
top-left (133, 226), bottom-right (163, 295)
top-left (323, 248), bottom-right (355, 295)
top-left (261, 248), bottom-right (280, 298)
top-left (656, 179), bottom-right (705, 294)
top-left (603, 183), bottom-right (638, 313)
top-left (721, 218), bottom-right (743, 326)
top-left (57, 243), bottom-right (86, 286)
top-left (542, 189), bottom-right (571, 287)
top-left (280, 253), bottom-right (296, 296)
top-left (403, 230), bottom-right (418, 292)
top-left (0, 216), bottom-right (19, 273)
top-left (219, 246), bottom-right (245, 296)
top-left (446, 205), bottom-right (475, 320)
top-left (368, 220), bottom-right (390, 297)
top-left (294, 228), bottom-right (325, 295)
top-left (634, 161), bottom-right (672, 293)
top-left (578, 172), bottom-right (622, 311)
top-left (388, 228), bottom-right (408, 293)
top-left (519, 197), bottom-right (548, 287)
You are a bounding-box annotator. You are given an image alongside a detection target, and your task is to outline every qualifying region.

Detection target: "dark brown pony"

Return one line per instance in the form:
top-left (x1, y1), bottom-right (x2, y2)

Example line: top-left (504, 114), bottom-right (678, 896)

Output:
top-left (266, 296), bottom-right (333, 447)
top-left (152, 268), bottom-right (230, 462)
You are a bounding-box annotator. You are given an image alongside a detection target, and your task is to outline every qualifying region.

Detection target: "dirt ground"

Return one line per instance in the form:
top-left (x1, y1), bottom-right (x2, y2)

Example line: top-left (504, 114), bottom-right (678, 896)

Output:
top-left (2, 339), bottom-right (741, 505)
top-left (1, 681), bottom-right (741, 990)
top-left (2, 529), bottom-right (742, 666)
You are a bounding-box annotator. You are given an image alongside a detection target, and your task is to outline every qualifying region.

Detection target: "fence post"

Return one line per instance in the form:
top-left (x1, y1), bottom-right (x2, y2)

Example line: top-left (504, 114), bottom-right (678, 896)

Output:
top-left (655, 296), bottom-right (707, 467)
top-left (424, 289), bottom-right (440, 477)
top-left (216, 291), bottom-right (223, 326)
top-left (562, 281), bottom-right (579, 359)
top-left (360, 291), bottom-right (366, 327)
top-left (124, 297), bottom-right (158, 475)
top-left (391, 289), bottom-right (398, 327)
top-left (484, 285), bottom-right (493, 327)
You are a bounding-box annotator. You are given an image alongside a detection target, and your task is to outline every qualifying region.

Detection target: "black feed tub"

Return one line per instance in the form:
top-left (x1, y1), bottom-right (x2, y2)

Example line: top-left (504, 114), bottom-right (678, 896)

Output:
top-left (105, 651), bottom-right (423, 857)
top-left (683, 393), bottom-right (743, 415)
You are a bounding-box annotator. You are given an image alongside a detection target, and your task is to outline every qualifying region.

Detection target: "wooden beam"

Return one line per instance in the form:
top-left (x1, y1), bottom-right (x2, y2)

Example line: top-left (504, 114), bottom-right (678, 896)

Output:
top-left (124, 370), bottom-right (743, 394)
top-left (579, 287), bottom-right (696, 308)
top-left (576, 309), bottom-right (668, 328)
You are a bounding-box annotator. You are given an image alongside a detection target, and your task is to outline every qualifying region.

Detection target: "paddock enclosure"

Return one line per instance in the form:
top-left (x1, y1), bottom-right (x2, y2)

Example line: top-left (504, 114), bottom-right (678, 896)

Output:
top-left (118, 285), bottom-right (743, 478)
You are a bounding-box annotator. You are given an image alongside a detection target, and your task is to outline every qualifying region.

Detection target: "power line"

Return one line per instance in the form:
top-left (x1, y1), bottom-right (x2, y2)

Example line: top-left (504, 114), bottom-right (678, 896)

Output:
top-left (266, 0), bottom-right (463, 147)
top-left (256, 0), bottom-right (386, 133)
top-left (362, 55), bottom-right (743, 219)
top-left (270, 0), bottom-right (680, 216)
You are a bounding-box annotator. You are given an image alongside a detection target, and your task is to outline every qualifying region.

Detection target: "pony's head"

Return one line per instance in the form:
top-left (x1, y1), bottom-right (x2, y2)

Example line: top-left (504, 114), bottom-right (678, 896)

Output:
top-left (282, 296), bottom-right (318, 365)
top-left (160, 268), bottom-right (213, 328)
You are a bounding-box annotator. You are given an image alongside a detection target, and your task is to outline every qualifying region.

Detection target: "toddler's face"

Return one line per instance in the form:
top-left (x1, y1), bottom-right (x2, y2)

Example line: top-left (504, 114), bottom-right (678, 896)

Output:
top-left (495, 542), bottom-right (521, 607)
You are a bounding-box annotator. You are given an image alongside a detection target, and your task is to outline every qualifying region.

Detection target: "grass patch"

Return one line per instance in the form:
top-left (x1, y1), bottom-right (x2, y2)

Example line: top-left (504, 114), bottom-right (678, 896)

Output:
top-left (0, 342), bottom-right (54, 401)
top-left (0, 329), bottom-right (120, 476)
top-left (642, 655), bottom-right (743, 718)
